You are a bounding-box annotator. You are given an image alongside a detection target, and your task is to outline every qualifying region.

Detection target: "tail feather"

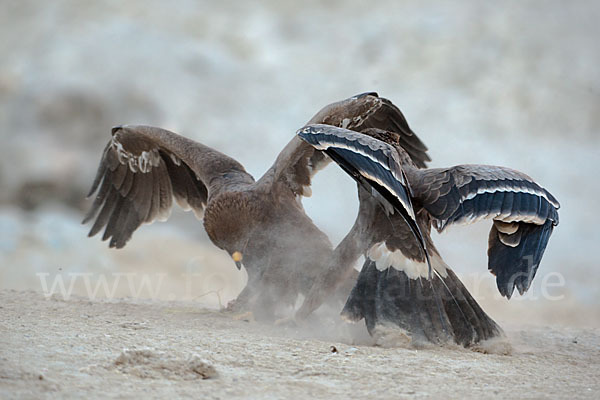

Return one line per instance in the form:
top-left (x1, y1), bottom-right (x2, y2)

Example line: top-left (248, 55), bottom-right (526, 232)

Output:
top-left (376, 267), bottom-right (452, 343)
top-left (341, 258), bottom-right (376, 324)
top-left (342, 258), bottom-right (502, 347)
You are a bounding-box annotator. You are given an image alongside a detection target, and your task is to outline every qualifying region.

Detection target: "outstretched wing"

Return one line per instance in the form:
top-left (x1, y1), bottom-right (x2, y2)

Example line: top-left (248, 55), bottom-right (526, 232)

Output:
top-left (83, 125), bottom-right (254, 248)
top-left (407, 165), bottom-right (560, 298)
top-left (307, 92), bottom-right (431, 168)
top-left (297, 124), bottom-right (429, 263)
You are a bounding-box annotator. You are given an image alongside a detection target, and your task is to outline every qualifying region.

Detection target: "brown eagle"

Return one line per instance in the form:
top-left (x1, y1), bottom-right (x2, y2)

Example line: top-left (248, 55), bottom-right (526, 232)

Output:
top-left (294, 120), bottom-right (559, 346)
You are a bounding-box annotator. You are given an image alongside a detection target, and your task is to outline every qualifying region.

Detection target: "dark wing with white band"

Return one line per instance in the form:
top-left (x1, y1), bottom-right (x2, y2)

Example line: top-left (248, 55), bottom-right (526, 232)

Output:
top-left (297, 124), bottom-right (429, 263)
top-left (407, 165), bottom-right (560, 298)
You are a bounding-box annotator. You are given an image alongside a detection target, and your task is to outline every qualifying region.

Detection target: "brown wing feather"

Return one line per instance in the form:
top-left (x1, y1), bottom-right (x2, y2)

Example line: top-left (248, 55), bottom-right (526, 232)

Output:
top-left (259, 93), bottom-right (430, 203)
top-left (83, 125), bottom-right (251, 248)
top-left (307, 93), bottom-right (431, 168)
top-left (352, 96), bottom-right (430, 167)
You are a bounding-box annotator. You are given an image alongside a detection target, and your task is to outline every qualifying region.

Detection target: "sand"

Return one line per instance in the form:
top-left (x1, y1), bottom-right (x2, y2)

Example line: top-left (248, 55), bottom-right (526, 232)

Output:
top-left (1, 289), bottom-right (598, 399)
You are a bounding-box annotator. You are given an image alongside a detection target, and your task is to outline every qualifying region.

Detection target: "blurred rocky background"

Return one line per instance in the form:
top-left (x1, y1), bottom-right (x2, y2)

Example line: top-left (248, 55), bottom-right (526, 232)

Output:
top-left (1, 0), bottom-right (598, 326)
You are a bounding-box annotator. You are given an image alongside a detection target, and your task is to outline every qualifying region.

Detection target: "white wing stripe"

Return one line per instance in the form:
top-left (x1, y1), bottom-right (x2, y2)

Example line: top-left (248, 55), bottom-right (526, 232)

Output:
top-left (308, 139), bottom-right (405, 183)
top-left (462, 184), bottom-right (559, 209)
top-left (445, 210), bottom-right (547, 227)
top-left (298, 126), bottom-right (405, 183)
top-left (360, 171), bottom-right (415, 220)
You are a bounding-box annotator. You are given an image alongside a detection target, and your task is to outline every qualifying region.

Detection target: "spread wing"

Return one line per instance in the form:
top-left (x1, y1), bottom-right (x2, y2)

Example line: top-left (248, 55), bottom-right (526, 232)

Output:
top-left (297, 124), bottom-right (429, 261)
top-left (307, 92), bottom-right (431, 168)
top-left (296, 124), bottom-right (559, 316)
top-left (294, 124), bottom-right (432, 319)
top-left (407, 165), bottom-right (560, 298)
top-left (83, 125), bottom-right (254, 248)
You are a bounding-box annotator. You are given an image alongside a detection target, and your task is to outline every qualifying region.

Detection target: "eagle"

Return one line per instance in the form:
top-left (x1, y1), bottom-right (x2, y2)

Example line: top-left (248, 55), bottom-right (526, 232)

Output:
top-left (294, 122), bottom-right (559, 346)
top-left (84, 93), bottom-right (559, 346)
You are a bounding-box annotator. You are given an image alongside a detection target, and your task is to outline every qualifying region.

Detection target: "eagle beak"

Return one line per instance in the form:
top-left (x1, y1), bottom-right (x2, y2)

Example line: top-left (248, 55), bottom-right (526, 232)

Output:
top-left (232, 251), bottom-right (243, 270)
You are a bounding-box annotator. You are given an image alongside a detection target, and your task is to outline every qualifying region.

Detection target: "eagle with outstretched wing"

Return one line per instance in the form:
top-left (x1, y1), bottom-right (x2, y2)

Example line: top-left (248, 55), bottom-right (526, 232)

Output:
top-left (83, 93), bottom-right (422, 320)
top-left (295, 119), bottom-right (559, 346)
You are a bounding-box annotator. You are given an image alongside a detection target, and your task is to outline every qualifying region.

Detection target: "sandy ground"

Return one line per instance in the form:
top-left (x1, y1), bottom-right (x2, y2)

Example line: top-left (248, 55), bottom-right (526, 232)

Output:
top-left (1, 289), bottom-right (599, 399)
top-left (2, 1), bottom-right (600, 399)
top-left (1, 205), bottom-right (599, 399)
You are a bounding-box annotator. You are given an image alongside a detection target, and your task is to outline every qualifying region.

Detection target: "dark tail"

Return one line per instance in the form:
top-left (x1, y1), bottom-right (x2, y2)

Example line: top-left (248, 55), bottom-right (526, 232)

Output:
top-left (341, 258), bottom-right (503, 347)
